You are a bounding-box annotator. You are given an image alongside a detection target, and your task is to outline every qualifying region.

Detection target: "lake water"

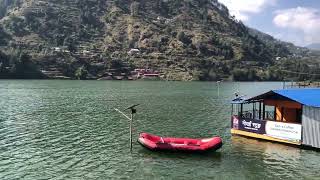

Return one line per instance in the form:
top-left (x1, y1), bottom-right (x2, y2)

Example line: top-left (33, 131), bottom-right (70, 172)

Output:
top-left (0, 80), bottom-right (319, 179)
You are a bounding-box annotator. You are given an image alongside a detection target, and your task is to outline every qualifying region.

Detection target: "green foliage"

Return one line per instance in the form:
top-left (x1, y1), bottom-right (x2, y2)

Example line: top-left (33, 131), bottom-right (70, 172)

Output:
top-left (130, 2), bottom-right (140, 17)
top-left (63, 36), bottom-right (77, 52)
top-left (177, 31), bottom-right (192, 45)
top-left (3, 15), bottom-right (29, 36)
top-left (75, 66), bottom-right (88, 80)
top-left (0, 26), bottom-right (10, 45)
top-left (0, 0), bottom-right (22, 18)
top-left (0, 0), bottom-right (316, 81)
top-left (0, 50), bottom-right (44, 79)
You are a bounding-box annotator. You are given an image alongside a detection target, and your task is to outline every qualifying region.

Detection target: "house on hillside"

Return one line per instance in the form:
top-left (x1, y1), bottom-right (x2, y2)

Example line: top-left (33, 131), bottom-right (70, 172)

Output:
top-left (128, 49), bottom-right (140, 55)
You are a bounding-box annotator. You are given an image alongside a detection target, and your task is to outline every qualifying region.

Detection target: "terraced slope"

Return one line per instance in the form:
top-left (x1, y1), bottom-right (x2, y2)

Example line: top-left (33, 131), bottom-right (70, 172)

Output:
top-left (0, 0), bottom-right (310, 80)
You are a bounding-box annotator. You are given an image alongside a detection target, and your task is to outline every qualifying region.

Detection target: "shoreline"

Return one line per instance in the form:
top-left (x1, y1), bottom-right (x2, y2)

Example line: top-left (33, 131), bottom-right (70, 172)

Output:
top-left (0, 78), bottom-right (304, 83)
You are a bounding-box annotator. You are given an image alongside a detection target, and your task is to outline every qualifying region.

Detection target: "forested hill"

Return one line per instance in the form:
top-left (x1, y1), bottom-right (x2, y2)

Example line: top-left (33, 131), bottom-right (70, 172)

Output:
top-left (0, 0), bottom-right (315, 80)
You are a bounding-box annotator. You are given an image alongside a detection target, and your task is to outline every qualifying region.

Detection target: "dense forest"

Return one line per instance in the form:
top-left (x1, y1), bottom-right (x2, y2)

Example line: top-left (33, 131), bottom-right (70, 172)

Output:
top-left (0, 0), bottom-right (318, 81)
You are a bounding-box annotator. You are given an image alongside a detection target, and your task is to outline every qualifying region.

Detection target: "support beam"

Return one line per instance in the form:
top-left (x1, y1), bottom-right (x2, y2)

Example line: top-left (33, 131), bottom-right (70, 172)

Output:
top-left (263, 104), bottom-right (265, 119)
top-left (259, 102), bottom-right (262, 119)
top-left (253, 103), bottom-right (255, 119)
top-left (231, 104), bottom-right (234, 117)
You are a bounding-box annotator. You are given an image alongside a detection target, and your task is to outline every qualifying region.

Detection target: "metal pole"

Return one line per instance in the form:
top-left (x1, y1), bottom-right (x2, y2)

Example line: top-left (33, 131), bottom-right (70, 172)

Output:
top-left (217, 81), bottom-right (220, 97)
top-left (217, 83), bottom-right (220, 97)
top-left (114, 104), bottom-right (140, 153)
top-left (114, 108), bottom-right (131, 121)
top-left (130, 113), bottom-right (133, 152)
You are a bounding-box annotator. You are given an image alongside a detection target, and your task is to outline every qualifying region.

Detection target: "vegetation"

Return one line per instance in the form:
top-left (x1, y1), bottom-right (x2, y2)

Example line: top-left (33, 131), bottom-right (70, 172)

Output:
top-left (75, 66), bottom-right (88, 80)
top-left (0, 50), bottom-right (44, 79)
top-left (0, 0), bottom-right (318, 81)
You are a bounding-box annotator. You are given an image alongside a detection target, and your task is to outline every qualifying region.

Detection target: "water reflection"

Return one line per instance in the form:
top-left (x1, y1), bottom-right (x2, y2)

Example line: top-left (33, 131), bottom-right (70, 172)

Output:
top-left (137, 147), bottom-right (223, 161)
top-left (231, 136), bottom-right (301, 157)
top-left (231, 136), bottom-right (304, 179)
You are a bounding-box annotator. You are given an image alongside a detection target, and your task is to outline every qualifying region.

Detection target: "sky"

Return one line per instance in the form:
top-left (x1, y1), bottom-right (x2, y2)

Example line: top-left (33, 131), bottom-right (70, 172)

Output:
top-left (218, 0), bottom-right (320, 47)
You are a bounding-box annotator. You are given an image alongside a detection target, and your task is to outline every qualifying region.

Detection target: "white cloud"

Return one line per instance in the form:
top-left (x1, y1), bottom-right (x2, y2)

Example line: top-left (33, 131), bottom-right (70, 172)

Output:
top-left (273, 7), bottom-right (320, 45)
top-left (219, 0), bottom-right (277, 21)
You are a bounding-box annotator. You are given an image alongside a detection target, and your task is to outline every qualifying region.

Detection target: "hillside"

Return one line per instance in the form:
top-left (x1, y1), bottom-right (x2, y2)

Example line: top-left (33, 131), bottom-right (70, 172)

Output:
top-left (0, 0), bottom-right (314, 81)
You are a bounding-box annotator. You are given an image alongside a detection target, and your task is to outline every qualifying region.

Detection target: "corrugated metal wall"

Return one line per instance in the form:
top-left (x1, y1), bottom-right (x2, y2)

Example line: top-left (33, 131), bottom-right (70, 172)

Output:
top-left (302, 106), bottom-right (320, 148)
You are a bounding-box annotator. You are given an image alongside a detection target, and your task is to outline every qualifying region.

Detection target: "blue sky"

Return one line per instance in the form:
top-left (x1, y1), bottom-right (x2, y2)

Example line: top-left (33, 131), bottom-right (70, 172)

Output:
top-left (219, 0), bottom-right (320, 46)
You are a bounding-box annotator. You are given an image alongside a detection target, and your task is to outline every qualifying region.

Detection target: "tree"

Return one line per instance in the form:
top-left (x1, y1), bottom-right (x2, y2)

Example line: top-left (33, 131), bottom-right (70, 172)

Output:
top-left (75, 66), bottom-right (88, 80)
top-left (130, 1), bottom-right (140, 17)
top-left (63, 36), bottom-right (77, 52)
top-left (177, 31), bottom-right (192, 45)
top-left (9, 51), bottom-right (43, 79)
top-left (0, 26), bottom-right (10, 45)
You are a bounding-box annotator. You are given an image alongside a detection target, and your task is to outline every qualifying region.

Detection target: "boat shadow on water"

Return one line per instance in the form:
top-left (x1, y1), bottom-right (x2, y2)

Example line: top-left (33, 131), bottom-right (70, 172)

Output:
top-left (136, 146), bottom-right (223, 161)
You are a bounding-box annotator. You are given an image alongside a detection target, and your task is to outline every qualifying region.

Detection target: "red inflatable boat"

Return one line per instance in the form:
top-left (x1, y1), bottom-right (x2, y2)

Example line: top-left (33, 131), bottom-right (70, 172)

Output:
top-left (138, 133), bottom-right (223, 152)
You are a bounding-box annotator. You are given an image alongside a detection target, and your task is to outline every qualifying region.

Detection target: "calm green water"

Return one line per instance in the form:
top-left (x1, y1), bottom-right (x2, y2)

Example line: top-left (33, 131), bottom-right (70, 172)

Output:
top-left (0, 80), bottom-right (319, 180)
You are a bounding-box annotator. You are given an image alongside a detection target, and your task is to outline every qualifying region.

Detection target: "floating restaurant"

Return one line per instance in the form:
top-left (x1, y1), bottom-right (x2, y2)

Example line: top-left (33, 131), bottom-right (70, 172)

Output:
top-left (231, 89), bottom-right (320, 149)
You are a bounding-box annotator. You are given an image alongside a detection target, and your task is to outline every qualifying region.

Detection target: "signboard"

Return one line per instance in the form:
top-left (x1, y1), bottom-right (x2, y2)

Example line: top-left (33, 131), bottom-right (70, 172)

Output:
top-left (265, 121), bottom-right (301, 142)
top-left (232, 116), bottom-right (301, 143)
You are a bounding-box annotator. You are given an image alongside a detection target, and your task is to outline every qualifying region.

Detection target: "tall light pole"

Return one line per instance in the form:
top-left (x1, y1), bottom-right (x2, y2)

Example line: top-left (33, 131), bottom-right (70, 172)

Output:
top-left (115, 104), bottom-right (140, 152)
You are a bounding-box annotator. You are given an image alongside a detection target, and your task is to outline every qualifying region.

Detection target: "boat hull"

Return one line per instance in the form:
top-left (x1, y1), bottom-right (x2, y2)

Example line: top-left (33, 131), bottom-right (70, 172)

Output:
top-left (138, 133), bottom-right (223, 153)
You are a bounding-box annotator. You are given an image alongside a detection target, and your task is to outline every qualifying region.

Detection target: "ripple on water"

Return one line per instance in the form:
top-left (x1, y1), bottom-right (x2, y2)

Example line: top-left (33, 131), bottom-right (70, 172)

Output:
top-left (0, 81), bottom-right (319, 179)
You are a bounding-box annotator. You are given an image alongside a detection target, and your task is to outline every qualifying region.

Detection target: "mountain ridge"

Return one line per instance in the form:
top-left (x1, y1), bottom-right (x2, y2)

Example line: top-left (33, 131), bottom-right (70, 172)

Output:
top-left (0, 0), bottom-right (315, 81)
